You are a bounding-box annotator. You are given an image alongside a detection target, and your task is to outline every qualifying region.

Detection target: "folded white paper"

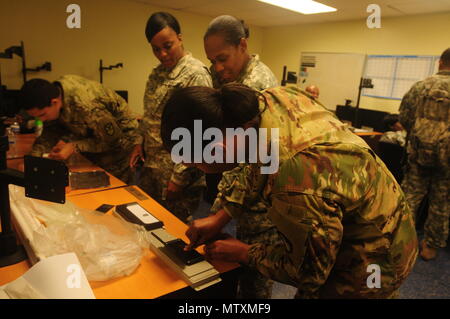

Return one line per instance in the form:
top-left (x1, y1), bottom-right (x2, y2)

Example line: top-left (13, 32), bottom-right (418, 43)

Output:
top-left (1, 253), bottom-right (95, 299)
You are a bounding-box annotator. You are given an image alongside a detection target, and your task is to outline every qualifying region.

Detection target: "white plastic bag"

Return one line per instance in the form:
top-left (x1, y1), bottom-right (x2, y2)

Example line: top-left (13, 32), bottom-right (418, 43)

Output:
top-left (9, 186), bottom-right (148, 282)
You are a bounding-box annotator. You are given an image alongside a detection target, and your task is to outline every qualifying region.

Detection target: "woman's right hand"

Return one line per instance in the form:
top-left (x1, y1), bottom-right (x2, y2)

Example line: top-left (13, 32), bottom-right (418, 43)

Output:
top-left (185, 210), bottom-right (232, 251)
top-left (130, 144), bottom-right (144, 168)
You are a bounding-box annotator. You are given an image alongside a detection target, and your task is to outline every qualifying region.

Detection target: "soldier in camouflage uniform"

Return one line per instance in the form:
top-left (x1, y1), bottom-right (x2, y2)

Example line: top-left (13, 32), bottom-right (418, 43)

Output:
top-left (18, 75), bottom-right (140, 183)
top-left (205, 15), bottom-right (278, 92)
top-left (399, 48), bottom-right (450, 261)
top-left (129, 12), bottom-right (212, 222)
top-left (203, 15), bottom-right (278, 298)
top-left (161, 84), bottom-right (418, 298)
top-left (210, 54), bottom-right (278, 91)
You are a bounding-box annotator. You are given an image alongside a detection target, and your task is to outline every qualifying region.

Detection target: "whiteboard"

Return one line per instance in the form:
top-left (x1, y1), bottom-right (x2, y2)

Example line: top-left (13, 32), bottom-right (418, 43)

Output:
top-left (362, 55), bottom-right (439, 100)
top-left (298, 52), bottom-right (367, 111)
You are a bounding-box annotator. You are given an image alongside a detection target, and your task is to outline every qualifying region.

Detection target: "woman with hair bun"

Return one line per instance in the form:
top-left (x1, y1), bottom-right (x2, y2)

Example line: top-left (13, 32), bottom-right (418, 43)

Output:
top-left (161, 83), bottom-right (418, 299)
top-left (204, 15), bottom-right (278, 90)
top-left (202, 14), bottom-right (279, 298)
top-left (130, 12), bottom-right (212, 222)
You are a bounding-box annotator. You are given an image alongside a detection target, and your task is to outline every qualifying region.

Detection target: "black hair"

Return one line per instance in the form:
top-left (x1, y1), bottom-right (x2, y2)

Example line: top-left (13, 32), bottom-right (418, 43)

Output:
top-left (204, 15), bottom-right (249, 46)
top-left (381, 114), bottom-right (400, 132)
top-left (145, 12), bottom-right (181, 42)
top-left (440, 48), bottom-right (450, 67)
top-left (18, 78), bottom-right (60, 111)
top-left (161, 83), bottom-right (264, 156)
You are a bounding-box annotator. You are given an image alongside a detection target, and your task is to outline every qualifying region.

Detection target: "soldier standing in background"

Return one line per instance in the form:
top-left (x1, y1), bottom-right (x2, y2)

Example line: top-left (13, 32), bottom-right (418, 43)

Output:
top-left (18, 75), bottom-right (140, 183)
top-left (305, 84), bottom-right (320, 100)
top-left (399, 48), bottom-right (450, 261)
top-left (205, 15), bottom-right (278, 91)
top-left (202, 15), bottom-right (279, 298)
top-left (161, 84), bottom-right (418, 299)
top-left (129, 12), bottom-right (212, 222)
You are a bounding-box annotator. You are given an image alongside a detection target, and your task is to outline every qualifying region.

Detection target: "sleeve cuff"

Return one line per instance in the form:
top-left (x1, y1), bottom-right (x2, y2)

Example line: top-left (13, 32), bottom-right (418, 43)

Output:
top-left (223, 203), bottom-right (245, 219)
top-left (72, 140), bottom-right (86, 153)
top-left (170, 164), bottom-right (191, 187)
top-left (170, 175), bottom-right (188, 187)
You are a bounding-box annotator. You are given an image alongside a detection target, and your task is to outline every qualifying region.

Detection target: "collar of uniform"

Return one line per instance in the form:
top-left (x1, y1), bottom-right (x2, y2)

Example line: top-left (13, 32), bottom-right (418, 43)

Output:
top-left (155, 52), bottom-right (192, 80)
top-left (235, 54), bottom-right (259, 84)
top-left (437, 70), bottom-right (450, 76)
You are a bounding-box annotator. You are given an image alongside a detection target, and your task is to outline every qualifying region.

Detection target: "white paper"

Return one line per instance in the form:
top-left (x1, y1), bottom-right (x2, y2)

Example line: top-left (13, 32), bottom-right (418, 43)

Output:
top-left (1, 253), bottom-right (95, 299)
top-left (0, 289), bottom-right (11, 299)
top-left (3, 277), bottom-right (45, 299)
top-left (127, 203), bottom-right (160, 224)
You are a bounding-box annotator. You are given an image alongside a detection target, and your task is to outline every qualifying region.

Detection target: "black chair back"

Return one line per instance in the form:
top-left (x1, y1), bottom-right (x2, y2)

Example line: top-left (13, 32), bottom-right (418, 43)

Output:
top-left (378, 141), bottom-right (405, 183)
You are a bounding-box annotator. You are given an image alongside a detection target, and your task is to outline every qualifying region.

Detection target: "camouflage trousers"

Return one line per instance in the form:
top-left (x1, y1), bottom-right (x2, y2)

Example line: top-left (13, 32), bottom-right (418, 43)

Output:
top-left (236, 212), bottom-right (281, 299)
top-left (137, 166), bottom-right (205, 223)
top-left (402, 160), bottom-right (449, 248)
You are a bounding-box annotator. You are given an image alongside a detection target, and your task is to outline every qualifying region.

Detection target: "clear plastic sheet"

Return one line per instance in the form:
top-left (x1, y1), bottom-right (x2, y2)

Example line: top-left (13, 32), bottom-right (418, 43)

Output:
top-left (9, 186), bottom-right (150, 282)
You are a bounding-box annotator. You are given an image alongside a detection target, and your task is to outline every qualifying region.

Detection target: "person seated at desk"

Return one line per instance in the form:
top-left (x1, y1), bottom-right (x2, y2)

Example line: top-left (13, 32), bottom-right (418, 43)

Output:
top-left (17, 75), bottom-right (140, 183)
top-left (305, 84), bottom-right (320, 100)
top-left (161, 83), bottom-right (418, 299)
top-left (379, 114), bottom-right (406, 147)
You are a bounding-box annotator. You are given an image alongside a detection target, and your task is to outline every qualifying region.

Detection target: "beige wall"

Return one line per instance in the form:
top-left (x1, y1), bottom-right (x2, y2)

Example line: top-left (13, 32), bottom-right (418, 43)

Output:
top-left (1, 1), bottom-right (448, 115)
top-left (260, 11), bottom-right (450, 113)
top-left (0, 0), bottom-right (264, 113)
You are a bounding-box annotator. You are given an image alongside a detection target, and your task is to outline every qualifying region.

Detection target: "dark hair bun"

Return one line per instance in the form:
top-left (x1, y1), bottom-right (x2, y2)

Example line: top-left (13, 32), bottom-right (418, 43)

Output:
top-left (220, 83), bottom-right (260, 126)
top-left (145, 12), bottom-right (181, 42)
top-left (240, 20), bottom-right (250, 39)
top-left (205, 15), bottom-right (250, 46)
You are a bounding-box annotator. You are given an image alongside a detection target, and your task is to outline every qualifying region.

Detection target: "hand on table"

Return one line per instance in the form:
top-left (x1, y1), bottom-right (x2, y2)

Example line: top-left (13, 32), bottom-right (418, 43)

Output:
top-left (184, 209), bottom-right (232, 251)
top-left (204, 235), bottom-right (250, 264)
top-left (49, 140), bottom-right (76, 161)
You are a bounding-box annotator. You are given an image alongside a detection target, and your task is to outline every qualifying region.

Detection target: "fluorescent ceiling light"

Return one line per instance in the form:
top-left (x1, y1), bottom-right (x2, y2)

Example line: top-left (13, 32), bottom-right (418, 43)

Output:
top-left (257, 0), bottom-right (337, 15)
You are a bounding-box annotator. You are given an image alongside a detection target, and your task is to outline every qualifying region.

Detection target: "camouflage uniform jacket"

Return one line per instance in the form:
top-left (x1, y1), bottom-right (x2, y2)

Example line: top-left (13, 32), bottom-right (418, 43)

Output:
top-left (399, 70), bottom-right (450, 168)
top-left (213, 86), bottom-right (418, 298)
top-left (212, 54), bottom-right (278, 90)
top-left (138, 52), bottom-right (212, 186)
top-left (31, 74), bottom-right (140, 156)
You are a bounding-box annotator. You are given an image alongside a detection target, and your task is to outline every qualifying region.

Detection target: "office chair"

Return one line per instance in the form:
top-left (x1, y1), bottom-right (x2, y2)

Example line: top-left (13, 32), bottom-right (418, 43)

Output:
top-left (378, 141), bottom-right (405, 183)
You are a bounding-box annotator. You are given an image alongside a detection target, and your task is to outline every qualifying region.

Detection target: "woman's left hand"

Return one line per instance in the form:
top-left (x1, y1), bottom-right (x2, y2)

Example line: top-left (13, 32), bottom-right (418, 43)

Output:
top-left (204, 236), bottom-right (250, 264)
top-left (49, 141), bottom-right (76, 161)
